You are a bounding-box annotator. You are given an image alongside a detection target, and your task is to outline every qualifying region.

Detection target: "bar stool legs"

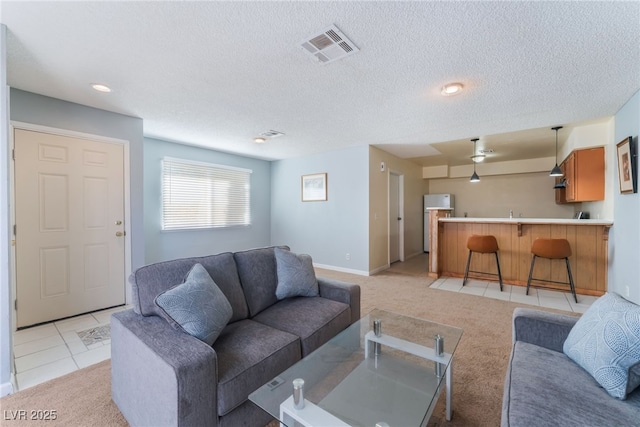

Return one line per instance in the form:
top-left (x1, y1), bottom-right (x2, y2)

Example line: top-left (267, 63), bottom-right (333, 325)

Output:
top-left (463, 235), bottom-right (503, 291)
top-left (565, 257), bottom-right (577, 303)
top-left (526, 238), bottom-right (578, 303)
top-left (495, 252), bottom-right (503, 291)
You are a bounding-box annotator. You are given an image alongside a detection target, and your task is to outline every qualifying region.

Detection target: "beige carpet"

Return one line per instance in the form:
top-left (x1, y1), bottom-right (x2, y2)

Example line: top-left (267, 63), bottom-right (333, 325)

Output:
top-left (1, 264), bottom-right (576, 426)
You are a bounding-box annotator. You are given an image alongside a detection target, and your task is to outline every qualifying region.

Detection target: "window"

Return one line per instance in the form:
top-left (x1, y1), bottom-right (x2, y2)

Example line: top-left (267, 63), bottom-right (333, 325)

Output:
top-left (162, 157), bottom-right (252, 230)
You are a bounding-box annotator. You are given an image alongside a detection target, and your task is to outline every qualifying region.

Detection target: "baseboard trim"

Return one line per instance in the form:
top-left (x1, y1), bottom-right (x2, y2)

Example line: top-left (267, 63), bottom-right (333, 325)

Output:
top-left (313, 263), bottom-right (370, 277)
top-left (368, 264), bottom-right (390, 275)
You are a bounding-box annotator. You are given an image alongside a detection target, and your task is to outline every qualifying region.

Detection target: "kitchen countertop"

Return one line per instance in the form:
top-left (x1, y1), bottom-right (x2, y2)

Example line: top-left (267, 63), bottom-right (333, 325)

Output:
top-left (438, 217), bottom-right (613, 225)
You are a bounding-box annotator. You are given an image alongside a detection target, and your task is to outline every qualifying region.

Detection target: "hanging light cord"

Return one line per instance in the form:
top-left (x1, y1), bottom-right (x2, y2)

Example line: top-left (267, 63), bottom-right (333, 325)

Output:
top-left (470, 138), bottom-right (480, 182)
top-left (550, 126), bottom-right (564, 177)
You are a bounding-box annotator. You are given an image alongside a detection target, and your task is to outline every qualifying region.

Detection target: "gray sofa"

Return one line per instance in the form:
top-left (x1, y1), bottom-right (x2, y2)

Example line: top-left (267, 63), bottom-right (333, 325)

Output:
top-left (502, 308), bottom-right (640, 427)
top-left (111, 246), bottom-right (360, 427)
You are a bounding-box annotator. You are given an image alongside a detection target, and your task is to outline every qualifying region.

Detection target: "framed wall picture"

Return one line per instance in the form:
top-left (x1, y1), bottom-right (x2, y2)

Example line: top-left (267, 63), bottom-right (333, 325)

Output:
top-left (301, 173), bottom-right (327, 201)
top-left (616, 136), bottom-right (637, 194)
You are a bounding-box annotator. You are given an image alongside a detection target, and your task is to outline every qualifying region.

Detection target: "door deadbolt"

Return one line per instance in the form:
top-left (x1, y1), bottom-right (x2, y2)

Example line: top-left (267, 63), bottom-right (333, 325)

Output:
top-left (115, 220), bottom-right (122, 225)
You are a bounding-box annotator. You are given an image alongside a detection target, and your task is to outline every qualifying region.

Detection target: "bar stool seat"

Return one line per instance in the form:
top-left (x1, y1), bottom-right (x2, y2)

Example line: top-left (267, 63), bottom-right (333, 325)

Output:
top-left (463, 235), bottom-right (503, 291)
top-left (526, 238), bottom-right (577, 303)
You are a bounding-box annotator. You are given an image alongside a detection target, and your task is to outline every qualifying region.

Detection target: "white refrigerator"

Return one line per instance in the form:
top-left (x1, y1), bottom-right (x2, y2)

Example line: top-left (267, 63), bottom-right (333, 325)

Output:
top-left (424, 194), bottom-right (455, 252)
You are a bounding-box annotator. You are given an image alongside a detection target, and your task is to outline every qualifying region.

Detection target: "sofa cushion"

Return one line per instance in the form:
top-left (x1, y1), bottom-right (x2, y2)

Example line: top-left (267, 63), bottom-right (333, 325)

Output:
top-left (274, 247), bottom-right (319, 299)
top-left (214, 319), bottom-right (300, 416)
top-left (131, 252), bottom-right (249, 323)
top-left (234, 246), bottom-right (288, 317)
top-left (155, 263), bottom-right (233, 346)
top-left (253, 296), bottom-right (351, 356)
top-left (503, 341), bottom-right (640, 427)
top-left (563, 292), bottom-right (640, 399)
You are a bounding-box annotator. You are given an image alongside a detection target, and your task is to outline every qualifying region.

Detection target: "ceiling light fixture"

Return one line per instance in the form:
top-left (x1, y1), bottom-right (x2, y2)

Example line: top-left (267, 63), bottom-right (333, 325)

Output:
top-left (471, 154), bottom-right (486, 163)
top-left (549, 126), bottom-right (564, 177)
top-left (91, 83), bottom-right (112, 93)
top-left (470, 138), bottom-right (480, 182)
top-left (253, 137), bottom-right (267, 144)
top-left (441, 82), bottom-right (464, 96)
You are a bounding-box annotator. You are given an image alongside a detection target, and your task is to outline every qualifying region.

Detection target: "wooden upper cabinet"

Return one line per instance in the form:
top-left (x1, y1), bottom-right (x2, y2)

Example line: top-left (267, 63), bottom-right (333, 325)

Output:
top-left (556, 147), bottom-right (604, 203)
top-left (555, 161), bottom-right (568, 204)
top-left (564, 152), bottom-right (577, 201)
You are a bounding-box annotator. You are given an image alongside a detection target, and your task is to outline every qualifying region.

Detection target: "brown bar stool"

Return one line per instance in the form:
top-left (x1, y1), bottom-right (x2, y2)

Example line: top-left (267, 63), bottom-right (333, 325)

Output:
top-left (526, 238), bottom-right (577, 303)
top-left (463, 235), bottom-right (503, 291)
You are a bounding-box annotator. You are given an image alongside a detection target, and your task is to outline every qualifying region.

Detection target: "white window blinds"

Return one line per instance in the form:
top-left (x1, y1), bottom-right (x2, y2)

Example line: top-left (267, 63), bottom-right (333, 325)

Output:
top-left (162, 157), bottom-right (252, 230)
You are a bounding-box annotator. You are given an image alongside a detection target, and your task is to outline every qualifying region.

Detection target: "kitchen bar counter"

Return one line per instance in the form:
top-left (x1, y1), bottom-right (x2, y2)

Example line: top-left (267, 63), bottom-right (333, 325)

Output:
top-left (428, 210), bottom-right (612, 296)
top-left (439, 217), bottom-right (613, 226)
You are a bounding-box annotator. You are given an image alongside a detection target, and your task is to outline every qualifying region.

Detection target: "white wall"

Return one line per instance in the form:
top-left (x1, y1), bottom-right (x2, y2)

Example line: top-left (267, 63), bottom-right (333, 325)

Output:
top-left (271, 145), bottom-right (369, 274)
top-left (426, 121), bottom-right (614, 221)
top-left (428, 172), bottom-right (576, 219)
top-left (611, 90), bottom-right (640, 303)
top-left (144, 137), bottom-right (272, 263)
top-left (1, 24), bottom-right (14, 397)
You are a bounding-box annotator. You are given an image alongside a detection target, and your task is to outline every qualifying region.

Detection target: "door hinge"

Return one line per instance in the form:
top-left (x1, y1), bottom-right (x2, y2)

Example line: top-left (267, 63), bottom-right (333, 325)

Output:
top-left (12, 149), bottom-right (15, 161)
top-left (13, 224), bottom-right (16, 236)
top-left (14, 300), bottom-right (17, 310)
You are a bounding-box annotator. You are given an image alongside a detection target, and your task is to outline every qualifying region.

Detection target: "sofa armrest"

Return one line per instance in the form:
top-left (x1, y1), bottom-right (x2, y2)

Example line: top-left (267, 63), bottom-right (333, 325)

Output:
top-left (512, 307), bottom-right (579, 353)
top-left (111, 309), bottom-right (218, 427)
top-left (317, 277), bottom-right (361, 324)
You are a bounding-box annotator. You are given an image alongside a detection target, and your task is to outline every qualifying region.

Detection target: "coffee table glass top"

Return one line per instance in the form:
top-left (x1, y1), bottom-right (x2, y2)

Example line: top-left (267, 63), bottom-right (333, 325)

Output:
top-left (249, 309), bottom-right (463, 427)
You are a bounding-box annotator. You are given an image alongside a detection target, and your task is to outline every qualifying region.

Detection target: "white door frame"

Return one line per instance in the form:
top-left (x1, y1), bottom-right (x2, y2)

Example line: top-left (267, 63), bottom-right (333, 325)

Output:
top-left (388, 170), bottom-right (404, 264)
top-left (9, 121), bottom-right (132, 331)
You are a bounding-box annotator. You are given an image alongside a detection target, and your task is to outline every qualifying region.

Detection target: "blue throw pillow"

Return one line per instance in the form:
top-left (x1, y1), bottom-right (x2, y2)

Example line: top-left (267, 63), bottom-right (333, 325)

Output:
top-left (155, 263), bottom-right (232, 346)
top-left (274, 247), bottom-right (319, 300)
top-left (563, 292), bottom-right (640, 399)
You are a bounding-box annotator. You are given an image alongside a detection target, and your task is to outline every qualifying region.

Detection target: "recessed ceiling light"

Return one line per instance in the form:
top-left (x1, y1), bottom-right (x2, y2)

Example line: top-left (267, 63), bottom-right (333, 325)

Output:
top-left (253, 137), bottom-right (267, 144)
top-left (91, 84), bottom-right (112, 93)
top-left (441, 83), bottom-right (463, 96)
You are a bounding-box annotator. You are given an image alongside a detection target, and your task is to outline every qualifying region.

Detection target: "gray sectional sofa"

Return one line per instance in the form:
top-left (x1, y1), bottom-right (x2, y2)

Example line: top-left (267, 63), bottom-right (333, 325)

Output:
top-left (111, 246), bottom-right (360, 427)
top-left (502, 307), bottom-right (640, 426)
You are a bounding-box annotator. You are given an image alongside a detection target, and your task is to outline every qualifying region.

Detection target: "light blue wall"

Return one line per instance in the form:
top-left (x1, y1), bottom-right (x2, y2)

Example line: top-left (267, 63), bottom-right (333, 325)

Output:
top-left (1, 24), bottom-right (13, 396)
top-left (611, 90), bottom-right (640, 304)
top-left (144, 137), bottom-right (271, 263)
top-left (9, 89), bottom-right (145, 270)
top-left (271, 145), bottom-right (369, 273)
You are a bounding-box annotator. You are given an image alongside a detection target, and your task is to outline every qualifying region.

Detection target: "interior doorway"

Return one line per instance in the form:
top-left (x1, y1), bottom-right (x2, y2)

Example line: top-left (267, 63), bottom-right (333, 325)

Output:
top-left (13, 127), bottom-right (127, 328)
top-left (389, 171), bottom-right (404, 264)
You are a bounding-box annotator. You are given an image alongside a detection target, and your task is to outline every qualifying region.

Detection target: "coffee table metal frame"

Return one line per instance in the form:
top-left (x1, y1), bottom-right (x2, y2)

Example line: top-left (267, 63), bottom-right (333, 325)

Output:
top-left (250, 309), bottom-right (462, 427)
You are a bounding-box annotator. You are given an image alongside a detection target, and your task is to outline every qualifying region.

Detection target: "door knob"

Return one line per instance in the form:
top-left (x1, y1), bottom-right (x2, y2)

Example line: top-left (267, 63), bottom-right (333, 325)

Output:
top-left (116, 231), bottom-right (125, 237)
top-left (397, 217), bottom-right (402, 220)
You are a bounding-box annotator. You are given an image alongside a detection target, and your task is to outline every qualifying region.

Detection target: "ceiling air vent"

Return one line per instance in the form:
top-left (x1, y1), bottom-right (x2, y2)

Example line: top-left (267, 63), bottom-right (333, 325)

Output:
top-left (259, 130), bottom-right (285, 138)
top-left (300, 24), bottom-right (359, 65)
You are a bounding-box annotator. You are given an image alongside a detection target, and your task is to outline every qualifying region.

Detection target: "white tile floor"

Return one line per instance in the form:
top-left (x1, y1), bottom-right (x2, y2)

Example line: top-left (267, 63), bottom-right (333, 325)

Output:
top-left (12, 305), bottom-right (129, 391)
top-left (430, 276), bottom-right (597, 313)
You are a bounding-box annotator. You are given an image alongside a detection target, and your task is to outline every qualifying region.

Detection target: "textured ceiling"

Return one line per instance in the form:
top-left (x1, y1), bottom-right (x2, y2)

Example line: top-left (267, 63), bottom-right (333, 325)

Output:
top-left (2, 1), bottom-right (639, 166)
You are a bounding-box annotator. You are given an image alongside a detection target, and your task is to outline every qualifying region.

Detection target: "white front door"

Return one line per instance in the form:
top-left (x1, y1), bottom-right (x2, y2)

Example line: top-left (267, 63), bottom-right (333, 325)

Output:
top-left (14, 129), bottom-right (126, 328)
top-left (389, 173), bottom-right (401, 263)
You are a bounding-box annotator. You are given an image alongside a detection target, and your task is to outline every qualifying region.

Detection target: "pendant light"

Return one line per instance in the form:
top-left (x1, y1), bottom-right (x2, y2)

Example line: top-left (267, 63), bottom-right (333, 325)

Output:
top-left (549, 126), bottom-right (564, 177)
top-left (470, 138), bottom-right (480, 182)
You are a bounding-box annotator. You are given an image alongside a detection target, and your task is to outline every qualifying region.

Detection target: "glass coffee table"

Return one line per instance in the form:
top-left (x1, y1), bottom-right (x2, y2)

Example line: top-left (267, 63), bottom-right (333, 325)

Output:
top-left (249, 309), bottom-right (463, 427)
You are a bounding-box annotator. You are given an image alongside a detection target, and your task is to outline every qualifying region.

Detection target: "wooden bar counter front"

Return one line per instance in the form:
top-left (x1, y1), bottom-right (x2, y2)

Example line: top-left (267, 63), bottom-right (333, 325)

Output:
top-left (427, 212), bottom-right (613, 297)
